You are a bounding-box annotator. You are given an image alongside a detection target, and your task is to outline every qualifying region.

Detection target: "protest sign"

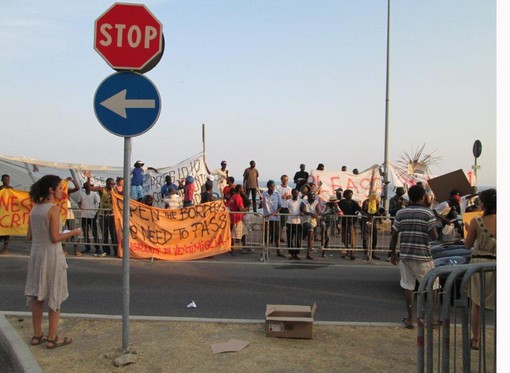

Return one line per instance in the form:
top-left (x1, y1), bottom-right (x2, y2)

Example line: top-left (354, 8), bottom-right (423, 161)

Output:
top-left (112, 193), bottom-right (231, 261)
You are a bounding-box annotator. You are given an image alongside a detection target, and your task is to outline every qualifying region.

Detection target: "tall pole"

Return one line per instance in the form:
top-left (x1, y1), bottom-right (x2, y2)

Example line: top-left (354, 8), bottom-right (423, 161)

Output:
top-left (383, 0), bottom-right (391, 212)
top-left (122, 137), bottom-right (131, 352)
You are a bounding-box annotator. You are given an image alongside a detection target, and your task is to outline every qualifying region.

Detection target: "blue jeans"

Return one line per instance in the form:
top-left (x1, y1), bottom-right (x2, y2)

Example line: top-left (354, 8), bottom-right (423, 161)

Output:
top-left (130, 185), bottom-right (144, 201)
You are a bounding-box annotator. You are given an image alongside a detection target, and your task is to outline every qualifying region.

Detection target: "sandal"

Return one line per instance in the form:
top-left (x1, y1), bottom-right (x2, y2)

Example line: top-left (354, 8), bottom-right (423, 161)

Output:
top-left (402, 317), bottom-right (414, 329)
top-left (471, 338), bottom-right (480, 350)
top-left (47, 335), bottom-right (73, 349)
top-left (30, 334), bottom-right (47, 346)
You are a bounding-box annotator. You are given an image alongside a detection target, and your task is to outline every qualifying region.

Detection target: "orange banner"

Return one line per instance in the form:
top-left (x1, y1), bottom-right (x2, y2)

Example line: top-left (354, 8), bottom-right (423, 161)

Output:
top-left (111, 193), bottom-right (231, 261)
top-left (0, 180), bottom-right (69, 236)
top-left (462, 210), bottom-right (483, 237)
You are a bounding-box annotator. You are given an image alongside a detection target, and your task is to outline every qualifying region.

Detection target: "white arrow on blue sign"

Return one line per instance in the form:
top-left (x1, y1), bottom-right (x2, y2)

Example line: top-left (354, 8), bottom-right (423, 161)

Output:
top-left (94, 72), bottom-right (161, 137)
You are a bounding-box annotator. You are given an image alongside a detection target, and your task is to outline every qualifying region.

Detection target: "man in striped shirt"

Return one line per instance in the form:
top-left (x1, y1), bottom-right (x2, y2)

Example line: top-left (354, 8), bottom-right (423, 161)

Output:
top-left (389, 185), bottom-right (439, 329)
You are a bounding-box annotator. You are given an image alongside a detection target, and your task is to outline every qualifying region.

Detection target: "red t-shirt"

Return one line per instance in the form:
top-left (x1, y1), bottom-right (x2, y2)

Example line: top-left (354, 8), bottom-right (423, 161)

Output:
top-left (223, 184), bottom-right (236, 202)
top-left (229, 193), bottom-right (245, 224)
top-left (184, 183), bottom-right (195, 202)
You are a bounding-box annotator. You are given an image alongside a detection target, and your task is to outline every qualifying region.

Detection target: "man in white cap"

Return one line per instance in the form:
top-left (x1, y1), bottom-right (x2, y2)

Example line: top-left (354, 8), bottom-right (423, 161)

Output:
top-left (131, 160), bottom-right (145, 201)
top-left (206, 160), bottom-right (229, 197)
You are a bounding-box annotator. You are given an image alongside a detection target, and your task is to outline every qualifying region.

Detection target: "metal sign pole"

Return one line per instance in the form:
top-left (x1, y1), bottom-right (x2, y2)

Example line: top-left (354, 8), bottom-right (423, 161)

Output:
top-left (122, 137), bottom-right (131, 351)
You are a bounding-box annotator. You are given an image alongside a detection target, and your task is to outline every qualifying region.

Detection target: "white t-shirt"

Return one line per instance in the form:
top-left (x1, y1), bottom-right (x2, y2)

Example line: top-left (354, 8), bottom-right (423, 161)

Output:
top-left (276, 184), bottom-right (292, 208)
top-left (79, 191), bottom-right (100, 219)
top-left (286, 198), bottom-right (302, 225)
top-left (211, 168), bottom-right (228, 193)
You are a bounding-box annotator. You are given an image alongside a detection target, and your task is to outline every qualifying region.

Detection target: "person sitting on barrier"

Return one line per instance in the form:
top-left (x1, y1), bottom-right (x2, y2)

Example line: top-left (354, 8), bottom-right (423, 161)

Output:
top-left (286, 188), bottom-right (303, 260)
top-left (301, 191), bottom-right (320, 260)
top-left (321, 195), bottom-right (342, 258)
top-left (262, 180), bottom-right (284, 257)
top-left (389, 185), bottom-right (439, 330)
top-left (229, 184), bottom-right (248, 255)
top-left (161, 175), bottom-right (178, 208)
top-left (464, 188), bottom-right (496, 351)
top-left (338, 189), bottom-right (361, 260)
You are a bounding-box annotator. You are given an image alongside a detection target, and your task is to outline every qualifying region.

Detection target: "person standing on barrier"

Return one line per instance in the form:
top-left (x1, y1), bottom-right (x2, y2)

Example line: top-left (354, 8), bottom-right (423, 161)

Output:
top-left (277, 175), bottom-right (292, 244)
top-left (339, 189), bottom-right (361, 260)
top-left (243, 160), bottom-right (259, 212)
top-left (293, 163), bottom-right (308, 190)
top-left (262, 180), bottom-right (283, 257)
top-left (206, 160), bottom-right (229, 197)
top-left (130, 161), bottom-right (145, 201)
top-left (286, 188), bottom-right (303, 260)
top-left (301, 191), bottom-right (320, 260)
top-left (389, 185), bottom-right (439, 330)
top-left (464, 188), bottom-right (496, 351)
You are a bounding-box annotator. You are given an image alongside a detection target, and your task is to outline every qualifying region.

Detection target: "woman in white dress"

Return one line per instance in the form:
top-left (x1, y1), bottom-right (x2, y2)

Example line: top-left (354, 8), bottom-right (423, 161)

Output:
top-left (24, 175), bottom-right (81, 349)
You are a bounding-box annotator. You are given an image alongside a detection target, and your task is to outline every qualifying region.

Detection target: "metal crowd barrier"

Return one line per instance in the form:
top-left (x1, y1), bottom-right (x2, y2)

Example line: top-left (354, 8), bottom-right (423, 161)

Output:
top-left (416, 262), bottom-right (496, 373)
top-left (249, 213), bottom-right (394, 262)
top-left (65, 208), bottom-right (396, 262)
top-left (63, 208), bottom-right (118, 255)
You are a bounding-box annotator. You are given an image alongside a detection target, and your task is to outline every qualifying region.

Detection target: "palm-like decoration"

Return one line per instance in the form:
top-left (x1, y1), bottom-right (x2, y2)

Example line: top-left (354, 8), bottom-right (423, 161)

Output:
top-left (394, 144), bottom-right (441, 180)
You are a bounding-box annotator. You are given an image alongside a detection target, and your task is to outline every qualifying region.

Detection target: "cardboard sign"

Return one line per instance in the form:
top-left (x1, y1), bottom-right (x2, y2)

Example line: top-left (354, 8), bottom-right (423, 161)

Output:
top-left (427, 169), bottom-right (474, 202)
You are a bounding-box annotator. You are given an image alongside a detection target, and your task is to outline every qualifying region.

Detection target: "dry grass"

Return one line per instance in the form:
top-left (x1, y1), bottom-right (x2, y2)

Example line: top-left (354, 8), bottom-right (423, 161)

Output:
top-left (11, 317), bottom-right (419, 373)
top-left (10, 317), bottom-right (494, 372)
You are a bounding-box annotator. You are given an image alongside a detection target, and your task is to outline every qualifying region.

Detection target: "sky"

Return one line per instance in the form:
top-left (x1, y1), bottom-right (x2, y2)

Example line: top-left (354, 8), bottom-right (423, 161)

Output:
top-left (0, 0), bottom-right (498, 188)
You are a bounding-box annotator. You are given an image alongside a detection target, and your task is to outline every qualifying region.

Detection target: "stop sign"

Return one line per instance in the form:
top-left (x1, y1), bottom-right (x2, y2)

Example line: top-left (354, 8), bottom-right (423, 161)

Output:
top-left (94, 3), bottom-right (163, 72)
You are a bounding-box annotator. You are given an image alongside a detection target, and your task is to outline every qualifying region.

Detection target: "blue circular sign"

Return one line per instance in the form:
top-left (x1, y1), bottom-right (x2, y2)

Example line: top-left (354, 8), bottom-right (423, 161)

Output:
top-left (94, 72), bottom-right (161, 137)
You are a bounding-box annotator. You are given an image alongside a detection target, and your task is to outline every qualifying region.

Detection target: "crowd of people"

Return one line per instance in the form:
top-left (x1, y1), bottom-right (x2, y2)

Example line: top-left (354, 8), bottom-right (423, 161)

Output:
top-left (0, 160), bottom-right (496, 348)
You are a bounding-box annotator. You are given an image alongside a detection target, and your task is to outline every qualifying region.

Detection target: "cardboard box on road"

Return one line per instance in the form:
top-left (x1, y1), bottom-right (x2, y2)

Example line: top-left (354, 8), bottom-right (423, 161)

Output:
top-left (265, 303), bottom-right (317, 339)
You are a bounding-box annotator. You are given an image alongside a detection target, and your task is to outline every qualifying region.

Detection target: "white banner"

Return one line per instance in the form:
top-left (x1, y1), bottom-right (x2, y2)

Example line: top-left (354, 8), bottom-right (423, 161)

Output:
top-left (310, 166), bottom-right (382, 206)
top-left (143, 153), bottom-right (208, 207)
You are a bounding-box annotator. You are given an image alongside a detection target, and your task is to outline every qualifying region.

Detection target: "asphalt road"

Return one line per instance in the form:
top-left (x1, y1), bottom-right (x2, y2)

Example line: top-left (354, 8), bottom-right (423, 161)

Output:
top-left (0, 251), bottom-right (403, 322)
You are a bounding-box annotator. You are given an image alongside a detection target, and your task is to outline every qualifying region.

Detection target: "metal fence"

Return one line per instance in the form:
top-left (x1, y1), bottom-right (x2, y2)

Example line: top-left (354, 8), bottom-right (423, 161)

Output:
top-left (63, 208), bottom-right (118, 255)
top-left (237, 213), bottom-right (395, 262)
top-left (416, 262), bottom-right (496, 373)
top-left (65, 208), bottom-right (395, 261)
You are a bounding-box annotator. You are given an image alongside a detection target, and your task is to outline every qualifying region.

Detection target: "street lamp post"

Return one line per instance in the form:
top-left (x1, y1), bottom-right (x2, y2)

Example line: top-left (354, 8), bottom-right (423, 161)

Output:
top-left (383, 0), bottom-right (391, 212)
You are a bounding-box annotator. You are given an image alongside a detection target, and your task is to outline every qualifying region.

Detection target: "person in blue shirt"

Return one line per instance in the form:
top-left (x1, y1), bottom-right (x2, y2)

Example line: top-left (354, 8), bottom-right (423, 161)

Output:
top-left (131, 160), bottom-right (145, 201)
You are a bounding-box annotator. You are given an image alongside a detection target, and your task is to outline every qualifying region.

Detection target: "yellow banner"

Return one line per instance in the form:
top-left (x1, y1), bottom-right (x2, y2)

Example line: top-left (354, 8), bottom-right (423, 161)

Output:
top-left (462, 210), bottom-right (483, 237)
top-left (0, 180), bottom-right (69, 236)
top-left (111, 193), bottom-right (231, 261)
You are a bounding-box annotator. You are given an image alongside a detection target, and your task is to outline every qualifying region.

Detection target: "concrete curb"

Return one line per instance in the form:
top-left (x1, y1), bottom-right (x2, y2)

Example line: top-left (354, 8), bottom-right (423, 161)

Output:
top-left (0, 313), bottom-right (42, 373)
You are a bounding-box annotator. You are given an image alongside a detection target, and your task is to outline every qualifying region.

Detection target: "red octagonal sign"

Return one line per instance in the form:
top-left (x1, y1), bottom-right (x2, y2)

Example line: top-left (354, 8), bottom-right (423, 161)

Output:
top-left (94, 3), bottom-right (163, 71)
